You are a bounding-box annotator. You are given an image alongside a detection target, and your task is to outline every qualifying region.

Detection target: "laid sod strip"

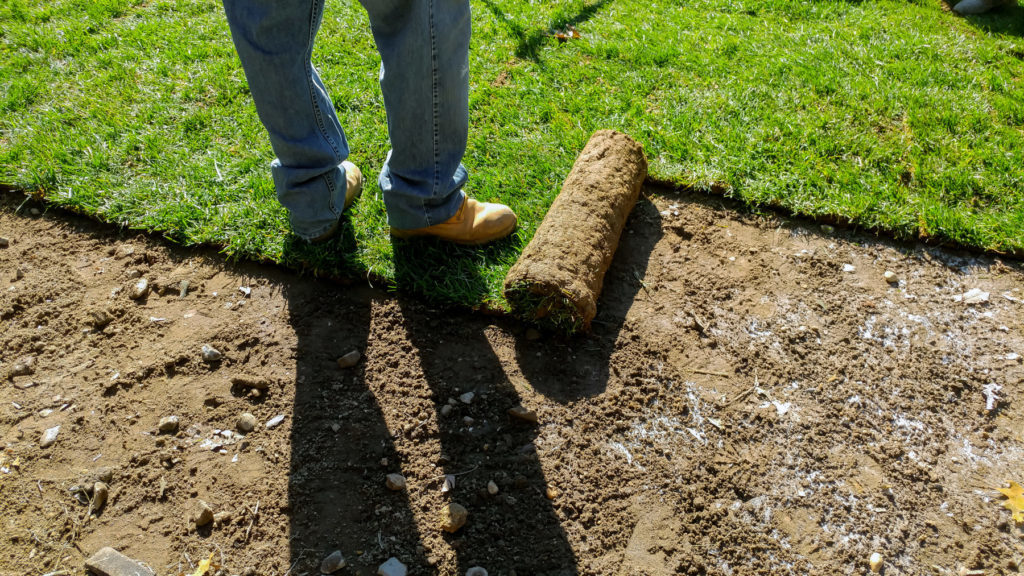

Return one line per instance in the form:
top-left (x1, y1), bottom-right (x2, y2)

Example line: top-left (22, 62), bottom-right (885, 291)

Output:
top-left (1, 0), bottom-right (1022, 310)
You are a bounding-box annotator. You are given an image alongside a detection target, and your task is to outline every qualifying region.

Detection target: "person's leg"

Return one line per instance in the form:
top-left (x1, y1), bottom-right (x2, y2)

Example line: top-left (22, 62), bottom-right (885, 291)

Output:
top-left (222, 0), bottom-right (355, 240)
top-left (359, 0), bottom-right (471, 230)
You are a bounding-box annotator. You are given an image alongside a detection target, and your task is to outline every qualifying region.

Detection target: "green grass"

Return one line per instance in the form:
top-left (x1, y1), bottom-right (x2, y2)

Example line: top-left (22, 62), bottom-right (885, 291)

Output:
top-left (2, 0), bottom-right (1023, 308)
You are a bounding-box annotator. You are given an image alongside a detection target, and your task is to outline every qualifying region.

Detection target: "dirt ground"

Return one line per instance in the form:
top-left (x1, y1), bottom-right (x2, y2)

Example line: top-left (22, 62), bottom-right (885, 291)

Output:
top-left (2, 188), bottom-right (1023, 576)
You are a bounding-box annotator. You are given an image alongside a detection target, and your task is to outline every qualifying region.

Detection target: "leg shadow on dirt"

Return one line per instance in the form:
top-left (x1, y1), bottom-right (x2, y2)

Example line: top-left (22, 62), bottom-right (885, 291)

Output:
top-left (392, 240), bottom-right (579, 575)
top-left (513, 196), bottom-right (664, 403)
top-left (283, 232), bottom-right (428, 574)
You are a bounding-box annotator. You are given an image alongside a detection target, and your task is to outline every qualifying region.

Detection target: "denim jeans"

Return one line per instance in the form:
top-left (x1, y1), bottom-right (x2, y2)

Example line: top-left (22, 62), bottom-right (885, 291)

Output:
top-left (222, 0), bottom-right (470, 238)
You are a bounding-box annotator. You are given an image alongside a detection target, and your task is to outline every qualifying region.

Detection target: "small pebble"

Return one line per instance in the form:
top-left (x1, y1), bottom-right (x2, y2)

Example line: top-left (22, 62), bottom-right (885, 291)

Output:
top-left (487, 481), bottom-right (499, 495)
top-left (320, 550), bottom-right (346, 574)
top-left (385, 473), bottom-right (407, 491)
top-left (129, 278), bottom-right (150, 300)
top-left (842, 264), bottom-right (856, 273)
top-left (440, 404), bottom-right (453, 417)
top-left (195, 500), bottom-right (214, 527)
top-left (440, 502), bottom-right (468, 533)
top-left (546, 486), bottom-right (560, 500)
top-left (459, 391), bottom-right (475, 405)
top-left (201, 345), bottom-right (223, 362)
top-left (508, 405), bottom-right (539, 424)
top-left (466, 568), bottom-right (489, 576)
top-left (883, 271), bottom-right (898, 284)
top-left (11, 356), bottom-right (35, 376)
top-left (377, 557), bottom-right (407, 576)
top-left (158, 416), bottom-right (180, 434)
top-left (40, 426), bottom-right (60, 448)
top-left (337, 350), bottom-right (361, 369)
top-left (869, 552), bottom-right (882, 573)
top-left (92, 482), bottom-right (109, 511)
top-left (463, 416), bottom-right (475, 426)
top-left (265, 414), bottom-right (286, 429)
top-left (0, 237), bottom-right (8, 248)
top-left (237, 413), bottom-right (257, 433)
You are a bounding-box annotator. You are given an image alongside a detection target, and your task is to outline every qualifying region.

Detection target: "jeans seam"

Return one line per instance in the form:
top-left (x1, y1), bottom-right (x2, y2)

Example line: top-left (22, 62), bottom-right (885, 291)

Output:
top-left (305, 0), bottom-right (341, 164)
top-left (426, 0), bottom-right (440, 227)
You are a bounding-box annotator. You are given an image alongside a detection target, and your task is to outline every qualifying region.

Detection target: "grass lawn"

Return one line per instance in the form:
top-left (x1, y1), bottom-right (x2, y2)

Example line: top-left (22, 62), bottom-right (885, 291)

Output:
top-left (1, 0), bottom-right (1023, 309)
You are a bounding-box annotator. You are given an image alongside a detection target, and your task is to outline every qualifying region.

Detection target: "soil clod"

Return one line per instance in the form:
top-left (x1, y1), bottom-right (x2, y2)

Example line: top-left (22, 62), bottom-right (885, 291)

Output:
top-left (194, 500), bottom-right (214, 527)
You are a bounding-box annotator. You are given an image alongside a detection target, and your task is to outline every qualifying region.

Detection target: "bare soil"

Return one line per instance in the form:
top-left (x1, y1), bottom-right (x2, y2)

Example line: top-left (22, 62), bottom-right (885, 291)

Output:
top-left (2, 189), bottom-right (1023, 576)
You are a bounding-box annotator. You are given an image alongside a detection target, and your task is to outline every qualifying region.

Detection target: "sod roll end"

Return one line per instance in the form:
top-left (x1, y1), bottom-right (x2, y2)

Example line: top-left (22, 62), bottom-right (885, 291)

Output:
top-left (504, 130), bottom-right (648, 332)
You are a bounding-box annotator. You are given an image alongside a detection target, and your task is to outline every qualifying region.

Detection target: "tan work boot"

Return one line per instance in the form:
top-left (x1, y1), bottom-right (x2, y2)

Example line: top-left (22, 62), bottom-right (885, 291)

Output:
top-left (390, 197), bottom-right (517, 245)
top-left (309, 160), bottom-right (363, 243)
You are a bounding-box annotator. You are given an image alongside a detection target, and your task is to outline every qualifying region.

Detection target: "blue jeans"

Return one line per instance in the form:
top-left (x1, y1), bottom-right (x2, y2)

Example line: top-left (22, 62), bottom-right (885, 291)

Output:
top-left (222, 0), bottom-right (470, 238)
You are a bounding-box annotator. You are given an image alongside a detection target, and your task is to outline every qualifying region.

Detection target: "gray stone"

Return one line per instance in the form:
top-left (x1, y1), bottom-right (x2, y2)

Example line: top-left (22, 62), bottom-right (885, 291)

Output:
top-left (336, 350), bottom-right (361, 369)
top-left (40, 425), bottom-right (60, 448)
top-left (129, 279), bottom-right (150, 300)
top-left (201, 345), bottom-right (223, 362)
top-left (385, 473), bottom-right (407, 491)
top-left (237, 413), bottom-right (257, 434)
top-left (320, 550), bottom-right (346, 574)
top-left (459, 391), bottom-right (475, 404)
top-left (84, 547), bottom-right (156, 576)
top-left (195, 500), bottom-right (214, 527)
top-left (157, 416), bottom-right (179, 434)
top-left (377, 557), bottom-right (407, 576)
top-left (466, 568), bottom-right (489, 576)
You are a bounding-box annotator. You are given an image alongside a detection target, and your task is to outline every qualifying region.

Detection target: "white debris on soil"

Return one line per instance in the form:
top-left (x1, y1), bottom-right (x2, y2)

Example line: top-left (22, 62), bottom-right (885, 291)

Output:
top-left (982, 383), bottom-right (1002, 411)
top-left (842, 264), bottom-right (856, 273)
top-left (952, 288), bottom-right (989, 304)
top-left (265, 414), bottom-right (285, 429)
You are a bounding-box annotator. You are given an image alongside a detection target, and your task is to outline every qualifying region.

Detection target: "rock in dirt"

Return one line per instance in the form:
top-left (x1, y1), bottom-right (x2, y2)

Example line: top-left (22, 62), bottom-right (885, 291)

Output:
top-left (508, 405), bottom-right (539, 424)
top-left (459, 391), bottom-right (475, 404)
top-left (129, 278), bottom-right (150, 300)
top-left (440, 404), bottom-right (453, 417)
top-left (40, 425), bottom-right (60, 448)
top-left (11, 356), bottom-right (35, 376)
top-left (231, 374), bottom-right (271, 390)
top-left (85, 547), bottom-right (156, 576)
top-left (487, 480), bottom-right (499, 495)
top-left (883, 271), bottom-right (899, 284)
top-left (92, 482), bottom-right (109, 511)
top-left (265, 414), bottom-right (286, 429)
top-left (237, 412), bottom-right (257, 433)
top-left (385, 473), bottom-right (407, 491)
top-left (201, 345), bottom-right (223, 362)
top-left (869, 552), bottom-right (883, 573)
top-left (0, 237), bottom-right (8, 248)
top-left (439, 502), bottom-right (468, 533)
top-left (88, 309), bottom-right (114, 329)
top-left (194, 500), bottom-right (214, 527)
top-left (320, 550), bottom-right (346, 574)
top-left (377, 557), bottom-right (407, 576)
top-left (466, 568), bottom-right (489, 576)
top-left (336, 350), bottom-right (361, 369)
top-left (842, 263), bottom-right (856, 273)
top-left (158, 416), bottom-right (179, 434)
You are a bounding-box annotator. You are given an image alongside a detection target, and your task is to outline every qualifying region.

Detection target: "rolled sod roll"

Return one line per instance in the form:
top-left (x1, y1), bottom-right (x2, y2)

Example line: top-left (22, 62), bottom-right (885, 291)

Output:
top-left (504, 130), bottom-right (647, 331)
